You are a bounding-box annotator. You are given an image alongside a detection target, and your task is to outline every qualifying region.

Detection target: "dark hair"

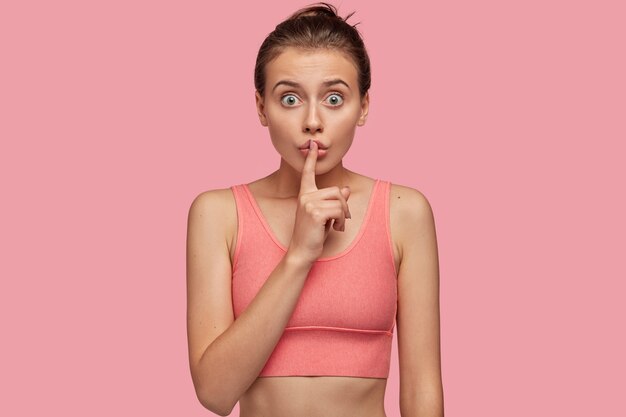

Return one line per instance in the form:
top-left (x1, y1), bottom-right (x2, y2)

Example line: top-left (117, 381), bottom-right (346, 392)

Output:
top-left (254, 2), bottom-right (371, 99)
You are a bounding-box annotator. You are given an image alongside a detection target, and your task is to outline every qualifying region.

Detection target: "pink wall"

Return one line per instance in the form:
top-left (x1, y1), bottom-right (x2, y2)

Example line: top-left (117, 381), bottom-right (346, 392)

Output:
top-left (1, 0), bottom-right (624, 415)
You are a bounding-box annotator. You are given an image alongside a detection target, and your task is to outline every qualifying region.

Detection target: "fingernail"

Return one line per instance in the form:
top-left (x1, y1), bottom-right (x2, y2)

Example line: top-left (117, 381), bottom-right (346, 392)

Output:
top-left (347, 210), bottom-right (352, 219)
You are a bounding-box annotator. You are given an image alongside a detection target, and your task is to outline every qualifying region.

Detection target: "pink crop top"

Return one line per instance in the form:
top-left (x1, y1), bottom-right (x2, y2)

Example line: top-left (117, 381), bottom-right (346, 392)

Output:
top-left (230, 179), bottom-right (398, 378)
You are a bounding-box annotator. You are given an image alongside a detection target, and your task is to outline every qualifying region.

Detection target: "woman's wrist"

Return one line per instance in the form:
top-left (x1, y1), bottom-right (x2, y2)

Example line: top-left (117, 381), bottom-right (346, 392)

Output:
top-left (283, 249), bottom-right (315, 272)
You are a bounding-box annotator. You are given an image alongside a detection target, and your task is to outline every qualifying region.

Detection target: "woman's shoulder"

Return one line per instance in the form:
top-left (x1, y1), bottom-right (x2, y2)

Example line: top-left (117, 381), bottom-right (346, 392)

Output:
top-left (189, 186), bottom-right (237, 214)
top-left (187, 186), bottom-right (239, 260)
top-left (388, 182), bottom-right (435, 239)
top-left (187, 186), bottom-right (238, 236)
top-left (388, 181), bottom-right (432, 211)
top-left (349, 174), bottom-right (432, 216)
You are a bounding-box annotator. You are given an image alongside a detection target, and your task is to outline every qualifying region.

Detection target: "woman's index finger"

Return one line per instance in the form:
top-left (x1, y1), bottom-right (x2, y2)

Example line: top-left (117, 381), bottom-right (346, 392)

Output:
top-left (299, 140), bottom-right (318, 194)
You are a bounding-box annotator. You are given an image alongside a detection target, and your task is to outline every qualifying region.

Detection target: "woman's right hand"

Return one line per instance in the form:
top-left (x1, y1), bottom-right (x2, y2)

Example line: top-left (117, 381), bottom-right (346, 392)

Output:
top-left (287, 140), bottom-right (352, 266)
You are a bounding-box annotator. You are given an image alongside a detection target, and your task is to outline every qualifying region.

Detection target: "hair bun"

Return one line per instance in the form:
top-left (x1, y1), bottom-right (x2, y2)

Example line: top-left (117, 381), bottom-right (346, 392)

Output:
top-left (288, 2), bottom-right (343, 21)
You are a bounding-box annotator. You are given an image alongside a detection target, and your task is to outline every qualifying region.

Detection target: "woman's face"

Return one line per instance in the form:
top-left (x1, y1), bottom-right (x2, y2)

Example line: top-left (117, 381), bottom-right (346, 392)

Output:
top-left (255, 47), bottom-right (369, 174)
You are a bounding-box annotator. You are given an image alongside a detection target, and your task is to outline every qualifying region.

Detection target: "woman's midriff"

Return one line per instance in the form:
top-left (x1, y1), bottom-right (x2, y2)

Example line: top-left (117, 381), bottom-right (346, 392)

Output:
top-left (238, 376), bottom-right (388, 417)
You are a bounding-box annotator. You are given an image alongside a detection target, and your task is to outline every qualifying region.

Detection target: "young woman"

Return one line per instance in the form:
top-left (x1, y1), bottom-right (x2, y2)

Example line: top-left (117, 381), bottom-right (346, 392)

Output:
top-left (186, 3), bottom-right (443, 416)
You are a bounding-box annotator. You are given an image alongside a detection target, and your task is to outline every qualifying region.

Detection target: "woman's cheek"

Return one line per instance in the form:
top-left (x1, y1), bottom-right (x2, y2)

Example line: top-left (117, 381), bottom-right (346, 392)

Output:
top-left (266, 105), bottom-right (292, 126)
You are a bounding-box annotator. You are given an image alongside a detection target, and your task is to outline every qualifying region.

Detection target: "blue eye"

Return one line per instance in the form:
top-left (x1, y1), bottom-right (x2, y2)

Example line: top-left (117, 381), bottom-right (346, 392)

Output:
top-left (281, 94), bottom-right (299, 106)
top-left (327, 93), bottom-right (344, 106)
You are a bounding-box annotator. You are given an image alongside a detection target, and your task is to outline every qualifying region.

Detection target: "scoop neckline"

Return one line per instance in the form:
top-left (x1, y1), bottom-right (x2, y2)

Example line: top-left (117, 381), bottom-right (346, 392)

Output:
top-left (241, 179), bottom-right (380, 262)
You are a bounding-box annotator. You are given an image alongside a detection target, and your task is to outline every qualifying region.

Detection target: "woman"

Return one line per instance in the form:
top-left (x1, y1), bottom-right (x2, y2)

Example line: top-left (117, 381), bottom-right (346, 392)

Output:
top-left (186, 3), bottom-right (443, 416)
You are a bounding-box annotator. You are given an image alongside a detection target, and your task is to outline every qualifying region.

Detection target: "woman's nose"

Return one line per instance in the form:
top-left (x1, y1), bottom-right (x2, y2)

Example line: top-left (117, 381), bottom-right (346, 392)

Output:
top-left (303, 104), bottom-right (323, 133)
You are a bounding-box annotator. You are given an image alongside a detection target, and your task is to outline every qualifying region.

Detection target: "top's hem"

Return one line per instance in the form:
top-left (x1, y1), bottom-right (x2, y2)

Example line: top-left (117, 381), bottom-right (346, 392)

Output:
top-left (284, 325), bottom-right (393, 336)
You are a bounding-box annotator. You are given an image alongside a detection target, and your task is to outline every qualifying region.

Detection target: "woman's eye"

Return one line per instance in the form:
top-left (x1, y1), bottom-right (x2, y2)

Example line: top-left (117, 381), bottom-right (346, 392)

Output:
top-left (280, 94), bottom-right (299, 106)
top-left (326, 93), bottom-right (344, 106)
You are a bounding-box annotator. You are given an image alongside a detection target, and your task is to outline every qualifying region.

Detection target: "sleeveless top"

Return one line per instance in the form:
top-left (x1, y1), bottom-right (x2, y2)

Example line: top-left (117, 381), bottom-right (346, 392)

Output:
top-left (230, 179), bottom-right (398, 378)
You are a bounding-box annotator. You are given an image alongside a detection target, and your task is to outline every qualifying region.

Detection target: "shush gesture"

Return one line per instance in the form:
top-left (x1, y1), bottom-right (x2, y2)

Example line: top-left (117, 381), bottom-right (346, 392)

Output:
top-left (287, 140), bottom-right (352, 265)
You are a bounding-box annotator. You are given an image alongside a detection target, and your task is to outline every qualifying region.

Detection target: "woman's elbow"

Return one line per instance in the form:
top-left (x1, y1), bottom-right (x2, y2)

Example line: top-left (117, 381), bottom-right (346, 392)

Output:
top-left (195, 384), bottom-right (236, 416)
top-left (198, 395), bottom-right (235, 416)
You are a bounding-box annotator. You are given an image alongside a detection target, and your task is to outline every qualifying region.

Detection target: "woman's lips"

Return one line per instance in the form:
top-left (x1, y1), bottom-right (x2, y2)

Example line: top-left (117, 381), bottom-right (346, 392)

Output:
top-left (299, 147), bottom-right (327, 157)
top-left (300, 139), bottom-right (327, 149)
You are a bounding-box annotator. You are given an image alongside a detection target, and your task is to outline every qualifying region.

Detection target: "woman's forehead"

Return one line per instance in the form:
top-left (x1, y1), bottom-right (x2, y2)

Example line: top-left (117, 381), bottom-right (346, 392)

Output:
top-left (265, 47), bottom-right (358, 86)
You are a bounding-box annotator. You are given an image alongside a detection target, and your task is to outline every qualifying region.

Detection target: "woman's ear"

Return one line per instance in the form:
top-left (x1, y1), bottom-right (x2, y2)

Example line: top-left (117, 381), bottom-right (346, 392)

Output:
top-left (255, 90), bottom-right (268, 126)
top-left (357, 91), bottom-right (369, 126)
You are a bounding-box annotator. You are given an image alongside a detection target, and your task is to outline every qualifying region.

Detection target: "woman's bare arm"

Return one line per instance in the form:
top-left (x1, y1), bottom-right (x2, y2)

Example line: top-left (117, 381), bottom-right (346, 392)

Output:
top-left (393, 185), bottom-right (444, 417)
top-left (186, 190), bottom-right (313, 416)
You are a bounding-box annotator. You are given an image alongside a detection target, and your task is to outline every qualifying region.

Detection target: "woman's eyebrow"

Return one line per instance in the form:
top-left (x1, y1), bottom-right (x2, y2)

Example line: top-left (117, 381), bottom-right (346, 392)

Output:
top-left (271, 78), bottom-right (351, 93)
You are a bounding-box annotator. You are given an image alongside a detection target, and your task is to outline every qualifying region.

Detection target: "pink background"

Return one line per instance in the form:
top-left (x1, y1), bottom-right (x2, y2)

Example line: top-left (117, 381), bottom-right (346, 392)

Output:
top-left (2, 0), bottom-right (624, 415)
